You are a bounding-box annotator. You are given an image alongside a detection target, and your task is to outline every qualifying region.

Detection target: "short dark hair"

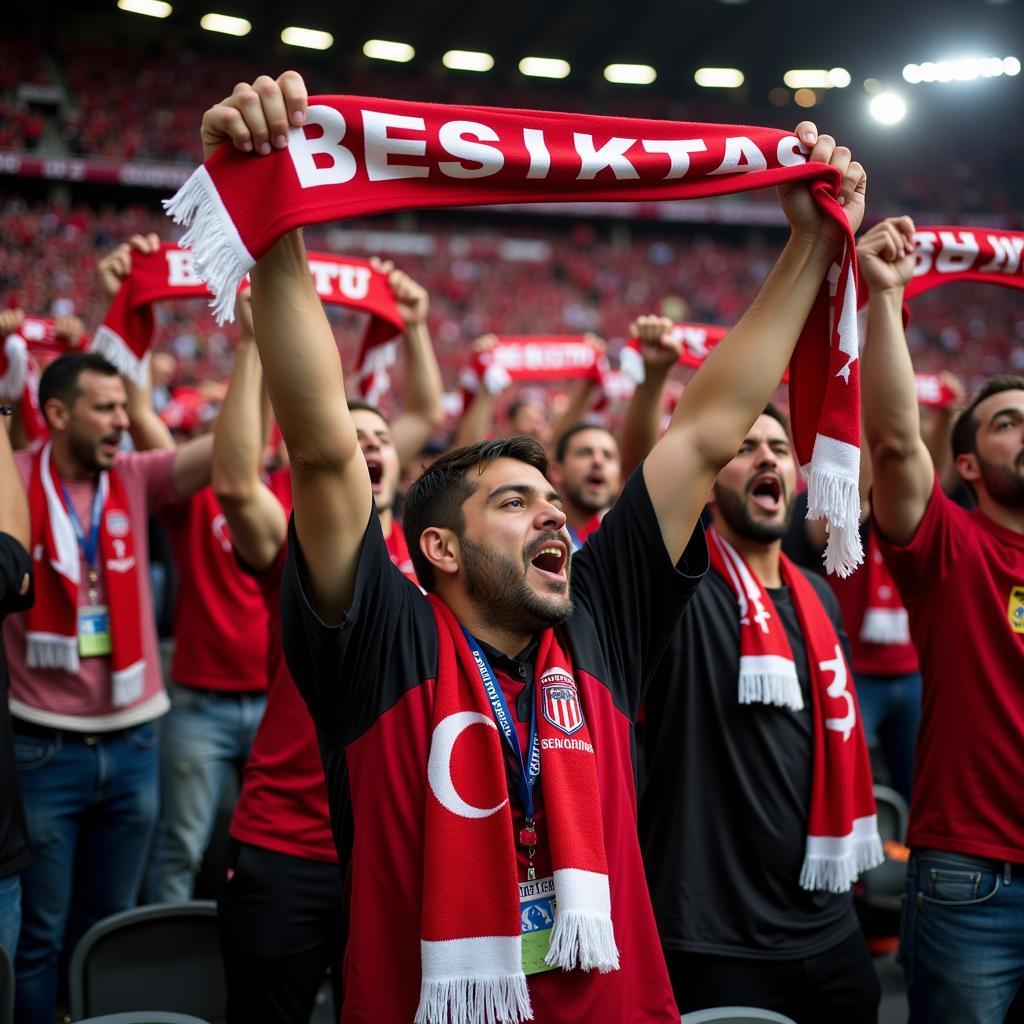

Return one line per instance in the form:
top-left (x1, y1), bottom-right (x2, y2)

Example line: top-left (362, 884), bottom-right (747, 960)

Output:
top-left (951, 375), bottom-right (1024, 459)
top-left (38, 353), bottom-right (120, 424)
top-left (403, 435), bottom-right (548, 592)
top-left (760, 402), bottom-right (791, 436)
top-left (554, 422), bottom-right (618, 464)
top-left (347, 400), bottom-right (388, 423)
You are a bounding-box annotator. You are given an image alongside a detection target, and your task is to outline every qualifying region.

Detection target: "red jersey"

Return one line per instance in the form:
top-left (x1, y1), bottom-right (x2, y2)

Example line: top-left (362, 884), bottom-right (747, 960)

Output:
top-left (231, 470), bottom-right (419, 863)
top-left (163, 486), bottom-right (269, 692)
top-left (875, 477), bottom-right (1024, 861)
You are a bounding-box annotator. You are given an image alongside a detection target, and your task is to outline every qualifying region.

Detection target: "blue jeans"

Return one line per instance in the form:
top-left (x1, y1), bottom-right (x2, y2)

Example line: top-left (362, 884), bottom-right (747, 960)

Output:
top-left (148, 682), bottom-right (265, 902)
top-left (854, 670), bottom-right (921, 804)
top-left (12, 721), bottom-right (159, 1024)
top-left (901, 848), bottom-right (1024, 1023)
top-left (0, 872), bottom-right (21, 961)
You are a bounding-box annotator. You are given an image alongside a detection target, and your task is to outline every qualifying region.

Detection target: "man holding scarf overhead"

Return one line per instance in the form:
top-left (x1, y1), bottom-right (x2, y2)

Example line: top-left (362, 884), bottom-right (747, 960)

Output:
top-left (859, 216), bottom-right (1024, 1024)
top-left (181, 70), bottom-right (866, 1024)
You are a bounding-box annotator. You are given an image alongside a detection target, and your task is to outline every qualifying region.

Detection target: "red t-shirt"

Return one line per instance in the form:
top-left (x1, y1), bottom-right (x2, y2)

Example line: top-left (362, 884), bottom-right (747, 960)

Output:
top-left (828, 530), bottom-right (918, 677)
top-left (163, 486), bottom-right (269, 692)
top-left (875, 477), bottom-right (1024, 861)
top-left (231, 470), bottom-right (420, 864)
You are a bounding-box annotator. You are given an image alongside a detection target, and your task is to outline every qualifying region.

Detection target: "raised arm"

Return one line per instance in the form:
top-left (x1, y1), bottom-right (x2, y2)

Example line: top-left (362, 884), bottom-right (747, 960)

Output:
top-left (550, 334), bottom-right (607, 442)
top-left (618, 316), bottom-right (680, 478)
top-left (202, 73), bottom-right (370, 623)
top-left (212, 290), bottom-right (286, 571)
top-left (858, 216), bottom-right (935, 545)
top-left (370, 258), bottom-right (444, 467)
top-left (0, 415), bottom-right (29, 552)
top-left (451, 334), bottom-right (501, 448)
top-left (644, 127), bottom-right (867, 562)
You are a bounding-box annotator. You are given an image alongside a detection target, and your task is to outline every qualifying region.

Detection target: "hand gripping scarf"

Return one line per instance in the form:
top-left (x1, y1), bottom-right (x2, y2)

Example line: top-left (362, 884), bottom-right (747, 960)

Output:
top-left (619, 321), bottom-right (730, 383)
top-left (707, 527), bottom-right (883, 890)
top-left (165, 95), bottom-right (863, 575)
top-left (423, 596), bottom-right (615, 1024)
top-left (90, 243), bottom-right (404, 390)
top-left (1, 316), bottom-right (88, 404)
top-left (27, 443), bottom-right (145, 704)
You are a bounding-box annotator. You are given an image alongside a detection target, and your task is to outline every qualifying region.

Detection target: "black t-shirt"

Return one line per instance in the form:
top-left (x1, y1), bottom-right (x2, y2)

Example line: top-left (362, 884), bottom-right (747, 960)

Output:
top-left (280, 468), bottom-right (708, 1024)
top-left (1, 532), bottom-right (33, 877)
top-left (639, 566), bottom-right (858, 959)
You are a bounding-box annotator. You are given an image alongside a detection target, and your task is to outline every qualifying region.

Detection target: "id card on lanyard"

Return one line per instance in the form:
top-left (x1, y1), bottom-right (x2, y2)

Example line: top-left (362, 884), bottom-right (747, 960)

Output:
top-left (461, 629), bottom-right (557, 975)
top-left (65, 485), bottom-right (111, 658)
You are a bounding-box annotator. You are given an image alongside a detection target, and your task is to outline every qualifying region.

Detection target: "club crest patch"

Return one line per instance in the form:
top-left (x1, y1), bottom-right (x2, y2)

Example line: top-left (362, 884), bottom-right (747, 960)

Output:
top-left (1008, 586), bottom-right (1024, 635)
top-left (105, 511), bottom-right (130, 538)
top-left (540, 667), bottom-right (584, 736)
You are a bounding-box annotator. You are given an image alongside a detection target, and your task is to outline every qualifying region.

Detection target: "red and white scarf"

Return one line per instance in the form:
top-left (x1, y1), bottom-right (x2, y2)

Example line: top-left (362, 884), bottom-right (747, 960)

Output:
top-left (619, 321), bottom-right (730, 383)
top-left (386, 520), bottom-right (418, 584)
top-left (708, 527), bottom-right (882, 891)
top-left (90, 243), bottom-right (404, 393)
top-left (907, 226), bottom-right (1024, 299)
top-left (1, 317), bottom-right (88, 415)
top-left (166, 94), bottom-right (863, 575)
top-left (26, 443), bottom-right (144, 704)
top-left (914, 373), bottom-right (958, 409)
top-left (459, 334), bottom-right (608, 400)
top-left (422, 597), bottom-right (615, 1024)
top-left (859, 533), bottom-right (910, 646)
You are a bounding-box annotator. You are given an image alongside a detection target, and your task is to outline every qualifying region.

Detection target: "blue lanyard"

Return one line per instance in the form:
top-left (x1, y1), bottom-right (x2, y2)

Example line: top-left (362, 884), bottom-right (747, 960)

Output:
top-left (62, 485), bottom-right (104, 569)
top-left (461, 627), bottom-right (540, 820)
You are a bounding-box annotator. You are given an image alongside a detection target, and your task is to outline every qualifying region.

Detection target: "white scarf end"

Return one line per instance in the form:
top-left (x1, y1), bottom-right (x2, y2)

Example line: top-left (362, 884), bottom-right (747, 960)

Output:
top-left (799, 833), bottom-right (885, 893)
top-left (163, 165), bottom-right (253, 326)
top-left (860, 608), bottom-right (910, 645)
top-left (0, 332), bottom-right (28, 402)
top-left (738, 672), bottom-right (804, 711)
top-left (805, 464), bottom-right (863, 579)
top-left (27, 635), bottom-right (80, 674)
top-left (413, 974), bottom-right (533, 1024)
top-left (90, 326), bottom-right (145, 386)
top-left (544, 912), bottom-right (620, 974)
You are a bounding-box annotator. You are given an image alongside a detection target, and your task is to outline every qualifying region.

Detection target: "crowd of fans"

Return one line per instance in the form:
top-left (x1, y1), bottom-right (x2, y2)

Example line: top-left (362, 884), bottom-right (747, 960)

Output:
top-left (1, 194), bottom-right (1019, 416)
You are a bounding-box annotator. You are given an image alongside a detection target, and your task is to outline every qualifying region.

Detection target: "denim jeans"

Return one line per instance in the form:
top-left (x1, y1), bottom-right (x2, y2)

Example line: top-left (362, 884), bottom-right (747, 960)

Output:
top-left (0, 872), bottom-right (21, 960)
top-left (12, 721), bottom-right (159, 1024)
top-left (854, 671), bottom-right (921, 804)
top-left (148, 682), bottom-right (265, 902)
top-left (901, 848), bottom-right (1024, 1023)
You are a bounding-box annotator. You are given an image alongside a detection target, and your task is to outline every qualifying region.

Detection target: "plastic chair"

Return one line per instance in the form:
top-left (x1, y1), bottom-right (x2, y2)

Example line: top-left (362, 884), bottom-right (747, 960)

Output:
top-left (681, 1009), bottom-right (797, 1023)
top-left (0, 943), bottom-right (13, 1024)
top-left (69, 901), bottom-right (225, 1023)
top-left (75, 1015), bottom-right (209, 1024)
top-left (873, 784), bottom-right (909, 844)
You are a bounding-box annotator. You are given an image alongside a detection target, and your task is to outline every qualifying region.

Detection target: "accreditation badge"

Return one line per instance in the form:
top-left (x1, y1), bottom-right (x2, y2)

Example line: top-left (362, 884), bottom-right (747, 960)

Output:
top-left (519, 875), bottom-right (557, 975)
top-left (78, 605), bottom-right (112, 657)
top-left (1008, 585), bottom-right (1024, 635)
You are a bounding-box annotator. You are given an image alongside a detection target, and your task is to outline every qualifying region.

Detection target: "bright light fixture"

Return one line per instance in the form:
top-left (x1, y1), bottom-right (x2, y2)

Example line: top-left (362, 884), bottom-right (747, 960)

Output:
top-left (442, 49), bottom-right (494, 72)
top-left (903, 56), bottom-right (1020, 83)
top-left (604, 63), bottom-right (657, 85)
top-left (200, 12), bottom-right (250, 35)
top-left (783, 68), bottom-right (849, 89)
top-left (363, 39), bottom-right (415, 62)
top-left (117, 0), bottom-right (172, 17)
top-left (519, 56), bottom-right (570, 79)
top-left (694, 67), bottom-right (744, 88)
top-left (869, 92), bottom-right (907, 125)
top-left (281, 26), bottom-right (334, 50)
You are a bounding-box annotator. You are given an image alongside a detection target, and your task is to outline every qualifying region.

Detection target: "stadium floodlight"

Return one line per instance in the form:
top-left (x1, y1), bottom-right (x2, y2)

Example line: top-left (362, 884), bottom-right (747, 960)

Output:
top-left (783, 68), bottom-right (850, 89)
top-left (200, 13), bottom-right (251, 36)
top-left (363, 39), bottom-right (415, 62)
top-left (903, 55), bottom-right (1018, 83)
top-left (869, 92), bottom-right (907, 125)
top-left (117, 0), bottom-right (172, 17)
top-left (442, 50), bottom-right (494, 72)
top-left (281, 26), bottom-right (334, 50)
top-left (694, 67), bottom-right (744, 88)
top-left (519, 57), bottom-right (571, 79)
top-left (604, 63), bottom-right (657, 85)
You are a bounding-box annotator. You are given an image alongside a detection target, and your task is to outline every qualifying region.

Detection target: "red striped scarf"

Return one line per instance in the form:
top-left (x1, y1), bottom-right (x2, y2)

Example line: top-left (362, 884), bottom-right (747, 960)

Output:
top-left (166, 94), bottom-right (863, 575)
top-left (708, 527), bottom-right (882, 890)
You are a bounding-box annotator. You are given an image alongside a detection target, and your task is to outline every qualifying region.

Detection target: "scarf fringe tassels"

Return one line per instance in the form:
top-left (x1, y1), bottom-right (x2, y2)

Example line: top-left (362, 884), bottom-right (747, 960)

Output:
top-left (800, 816), bottom-right (885, 893)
